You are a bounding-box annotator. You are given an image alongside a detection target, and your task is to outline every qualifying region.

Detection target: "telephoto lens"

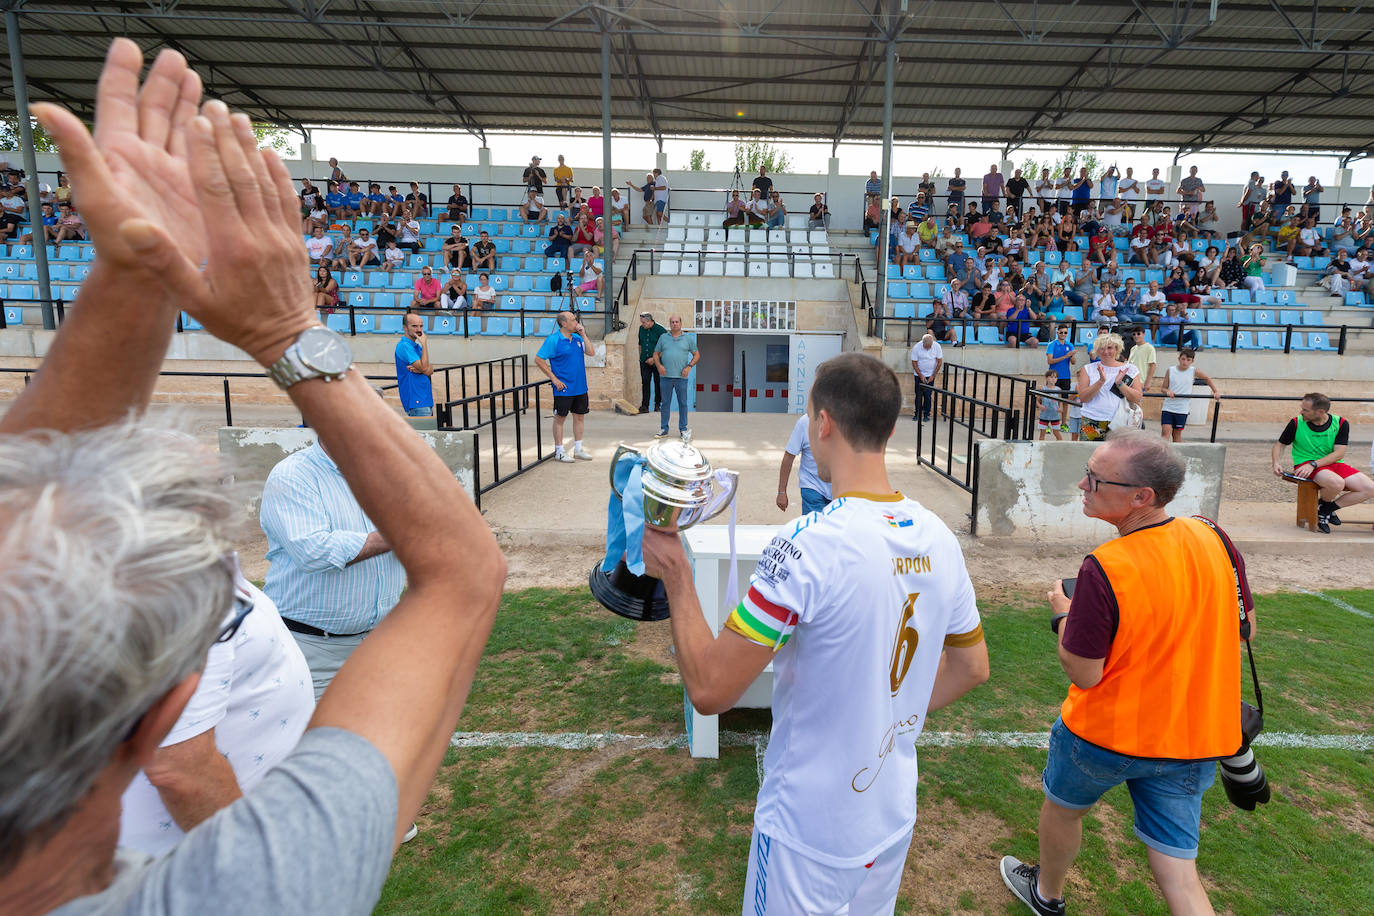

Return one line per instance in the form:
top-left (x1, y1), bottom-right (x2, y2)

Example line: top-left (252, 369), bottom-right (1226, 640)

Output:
top-left (1219, 748), bottom-right (1271, 810)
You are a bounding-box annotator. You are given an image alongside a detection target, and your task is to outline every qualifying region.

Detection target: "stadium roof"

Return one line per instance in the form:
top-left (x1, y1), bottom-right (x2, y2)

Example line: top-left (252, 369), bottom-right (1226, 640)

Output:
top-left (4, 0), bottom-right (1373, 162)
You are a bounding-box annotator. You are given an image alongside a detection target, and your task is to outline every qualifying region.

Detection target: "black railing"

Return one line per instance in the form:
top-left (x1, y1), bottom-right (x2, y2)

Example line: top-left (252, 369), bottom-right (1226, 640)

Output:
top-left (914, 385), bottom-right (1021, 509)
top-left (436, 377), bottom-right (554, 509)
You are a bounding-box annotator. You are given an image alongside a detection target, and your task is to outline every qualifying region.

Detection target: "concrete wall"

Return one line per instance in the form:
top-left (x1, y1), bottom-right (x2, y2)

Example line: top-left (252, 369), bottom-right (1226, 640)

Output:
top-left (973, 440), bottom-right (1225, 538)
top-left (218, 426), bottom-right (477, 514)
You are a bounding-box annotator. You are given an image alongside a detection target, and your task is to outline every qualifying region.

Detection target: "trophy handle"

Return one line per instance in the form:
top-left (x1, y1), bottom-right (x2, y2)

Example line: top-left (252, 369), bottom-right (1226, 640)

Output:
top-left (609, 444), bottom-right (641, 498)
top-left (699, 470), bottom-right (740, 523)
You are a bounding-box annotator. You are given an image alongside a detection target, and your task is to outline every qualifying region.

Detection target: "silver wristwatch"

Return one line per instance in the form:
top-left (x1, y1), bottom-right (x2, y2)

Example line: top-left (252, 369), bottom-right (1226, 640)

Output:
top-left (265, 326), bottom-right (354, 389)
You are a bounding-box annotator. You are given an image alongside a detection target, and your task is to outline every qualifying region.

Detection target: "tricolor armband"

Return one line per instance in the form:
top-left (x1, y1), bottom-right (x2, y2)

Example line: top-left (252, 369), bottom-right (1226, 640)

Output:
top-left (724, 586), bottom-right (798, 652)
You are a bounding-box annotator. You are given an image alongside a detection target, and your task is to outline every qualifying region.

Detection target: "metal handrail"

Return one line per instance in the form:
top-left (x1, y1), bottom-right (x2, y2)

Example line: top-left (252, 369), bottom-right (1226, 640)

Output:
top-left (436, 376), bottom-right (554, 508)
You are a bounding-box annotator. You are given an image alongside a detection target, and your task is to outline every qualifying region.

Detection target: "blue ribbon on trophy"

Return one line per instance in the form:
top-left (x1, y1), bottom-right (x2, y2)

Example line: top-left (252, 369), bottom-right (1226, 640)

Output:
top-left (602, 450), bottom-right (648, 576)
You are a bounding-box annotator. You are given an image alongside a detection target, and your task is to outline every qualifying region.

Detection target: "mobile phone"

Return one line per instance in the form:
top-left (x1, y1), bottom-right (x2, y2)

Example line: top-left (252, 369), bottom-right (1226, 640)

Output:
top-left (1061, 577), bottom-right (1077, 599)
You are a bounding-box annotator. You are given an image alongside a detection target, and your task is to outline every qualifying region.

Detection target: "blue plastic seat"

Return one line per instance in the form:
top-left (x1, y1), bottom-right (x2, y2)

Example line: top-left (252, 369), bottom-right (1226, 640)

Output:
top-left (1273, 290), bottom-right (1295, 305)
top-left (1026, 251), bottom-right (1041, 264)
top-left (9, 245), bottom-right (31, 260)
top-left (502, 294), bottom-right (522, 311)
top-left (9, 284), bottom-right (34, 300)
top-left (422, 237), bottom-right (444, 252)
top-left (1252, 309), bottom-right (1275, 325)
top-left (1204, 308), bottom-right (1229, 325)
top-left (518, 223), bottom-right (538, 238)
top-left (493, 239), bottom-right (512, 254)
top-left (376, 314), bottom-right (404, 335)
top-left (1293, 256), bottom-right (1314, 270)
top-left (1345, 292), bottom-right (1369, 307)
top-left (70, 264), bottom-right (92, 281)
top-left (1256, 331), bottom-right (1283, 349)
top-left (367, 272), bottom-right (389, 288)
top-left (406, 254), bottom-right (428, 270)
top-left (340, 271), bottom-right (363, 288)
top-left (372, 292), bottom-right (397, 310)
top-left (916, 301), bottom-right (935, 319)
top-left (909, 282), bottom-right (931, 300)
top-left (1064, 251), bottom-right (1084, 267)
top-left (1311, 257), bottom-right (1331, 271)
top-left (179, 311), bottom-right (201, 330)
top-left (887, 281), bottom-right (908, 299)
top-left (480, 316), bottom-right (509, 336)
top-left (524, 295), bottom-right (546, 312)
top-left (1234, 331), bottom-right (1256, 350)
top-left (1185, 309), bottom-right (1202, 324)
top-left (1301, 311), bottom-right (1323, 326)
top-left (47, 265), bottom-right (69, 281)
top-left (892, 302), bottom-right (915, 320)
top-left (388, 272), bottom-right (413, 289)
top-left (524, 256), bottom-right (544, 271)
top-left (1043, 251), bottom-right (1061, 265)
top-left (575, 296), bottom-right (595, 311)
top-left (533, 275), bottom-right (553, 293)
top-left (325, 313), bottom-right (352, 333)
top-left (527, 316), bottom-right (557, 336)
top-left (886, 264), bottom-right (901, 279)
top-left (1229, 308), bottom-right (1253, 324)
top-left (4, 306), bottom-right (22, 326)
top-left (427, 314), bottom-right (457, 335)
top-left (347, 291), bottom-right (368, 308)
top-left (1204, 330), bottom-right (1230, 349)
top-left (511, 275), bottom-right (534, 292)
top-left (1305, 332), bottom-right (1333, 350)
top-left (902, 264), bottom-right (921, 280)
top-left (918, 247), bottom-right (938, 263)
top-left (491, 275), bottom-right (509, 291)
top-left (499, 256), bottom-right (521, 272)
top-left (499, 223), bottom-right (521, 238)
top-left (352, 313), bottom-right (376, 334)
top-left (1224, 289), bottom-right (1250, 304)
top-left (976, 325), bottom-right (1002, 345)
top-left (1061, 306), bottom-right (1084, 322)
top-left (546, 257), bottom-right (566, 272)
top-left (1076, 327), bottom-right (1096, 344)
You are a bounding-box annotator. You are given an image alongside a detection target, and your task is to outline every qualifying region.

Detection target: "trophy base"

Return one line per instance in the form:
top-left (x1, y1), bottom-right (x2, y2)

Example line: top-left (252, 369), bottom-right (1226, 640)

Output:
top-left (588, 560), bottom-right (670, 622)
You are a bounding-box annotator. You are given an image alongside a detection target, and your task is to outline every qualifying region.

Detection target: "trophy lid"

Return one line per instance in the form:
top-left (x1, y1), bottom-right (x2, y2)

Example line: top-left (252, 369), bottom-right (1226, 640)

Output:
top-left (643, 433), bottom-right (712, 486)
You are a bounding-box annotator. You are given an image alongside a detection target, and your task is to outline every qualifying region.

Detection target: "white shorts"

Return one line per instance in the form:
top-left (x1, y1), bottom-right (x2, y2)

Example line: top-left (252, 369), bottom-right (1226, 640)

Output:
top-left (741, 827), bottom-right (912, 916)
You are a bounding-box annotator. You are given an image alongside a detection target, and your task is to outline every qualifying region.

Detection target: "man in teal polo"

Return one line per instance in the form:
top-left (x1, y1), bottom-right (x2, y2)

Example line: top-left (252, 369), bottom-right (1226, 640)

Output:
top-left (1271, 391), bottom-right (1374, 533)
top-left (651, 314), bottom-right (699, 439)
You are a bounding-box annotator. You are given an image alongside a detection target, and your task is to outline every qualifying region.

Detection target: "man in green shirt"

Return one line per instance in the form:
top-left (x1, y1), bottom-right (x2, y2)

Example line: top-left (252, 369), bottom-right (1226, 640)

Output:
top-left (637, 311), bottom-right (666, 414)
top-left (1271, 392), bottom-right (1374, 533)
top-left (651, 314), bottom-right (699, 438)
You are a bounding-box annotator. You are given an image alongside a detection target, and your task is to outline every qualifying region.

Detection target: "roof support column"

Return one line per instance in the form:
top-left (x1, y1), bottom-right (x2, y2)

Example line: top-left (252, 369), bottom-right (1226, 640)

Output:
top-left (874, 36), bottom-right (895, 339)
top-left (5, 10), bottom-right (55, 330)
top-left (600, 25), bottom-right (615, 337)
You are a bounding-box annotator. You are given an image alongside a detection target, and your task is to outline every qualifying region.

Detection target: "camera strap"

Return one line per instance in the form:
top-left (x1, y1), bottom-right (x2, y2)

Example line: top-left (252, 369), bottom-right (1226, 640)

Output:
top-left (1192, 515), bottom-right (1263, 716)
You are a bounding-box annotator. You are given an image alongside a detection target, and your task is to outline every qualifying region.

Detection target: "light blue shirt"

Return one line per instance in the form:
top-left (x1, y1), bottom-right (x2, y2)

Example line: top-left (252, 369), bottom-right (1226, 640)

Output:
top-left (260, 443), bottom-right (405, 634)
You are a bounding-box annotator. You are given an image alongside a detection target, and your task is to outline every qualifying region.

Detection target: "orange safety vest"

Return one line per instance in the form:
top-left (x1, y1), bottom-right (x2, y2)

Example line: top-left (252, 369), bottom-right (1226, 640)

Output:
top-left (1061, 517), bottom-right (1241, 760)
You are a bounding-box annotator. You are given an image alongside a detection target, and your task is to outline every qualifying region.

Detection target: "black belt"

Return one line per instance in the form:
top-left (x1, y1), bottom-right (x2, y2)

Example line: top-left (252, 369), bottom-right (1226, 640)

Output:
top-left (281, 617), bottom-right (370, 639)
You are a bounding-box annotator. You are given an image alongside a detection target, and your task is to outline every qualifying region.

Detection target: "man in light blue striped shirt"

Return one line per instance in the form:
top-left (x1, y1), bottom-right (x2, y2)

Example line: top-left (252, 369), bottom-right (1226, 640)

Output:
top-left (261, 441), bottom-right (405, 700)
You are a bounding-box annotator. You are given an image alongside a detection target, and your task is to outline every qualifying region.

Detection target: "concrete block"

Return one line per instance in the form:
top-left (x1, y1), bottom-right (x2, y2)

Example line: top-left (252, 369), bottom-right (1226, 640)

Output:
top-left (973, 440), bottom-right (1225, 538)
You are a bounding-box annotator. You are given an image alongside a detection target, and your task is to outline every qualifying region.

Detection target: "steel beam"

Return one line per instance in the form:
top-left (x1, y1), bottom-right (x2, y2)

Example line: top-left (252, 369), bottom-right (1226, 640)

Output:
top-left (875, 35), bottom-right (895, 337)
top-left (4, 9), bottom-right (54, 329)
top-left (601, 23), bottom-right (614, 335)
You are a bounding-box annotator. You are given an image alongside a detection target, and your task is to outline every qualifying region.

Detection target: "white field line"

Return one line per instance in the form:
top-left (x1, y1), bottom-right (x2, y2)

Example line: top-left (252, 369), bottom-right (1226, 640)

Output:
top-left (1299, 588), bottom-right (1374, 620)
top-left (451, 730), bottom-right (1372, 752)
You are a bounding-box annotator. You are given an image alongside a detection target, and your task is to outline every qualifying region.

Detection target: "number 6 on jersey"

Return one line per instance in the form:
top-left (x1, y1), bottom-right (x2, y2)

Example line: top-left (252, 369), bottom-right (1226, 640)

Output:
top-left (889, 592), bottom-right (920, 695)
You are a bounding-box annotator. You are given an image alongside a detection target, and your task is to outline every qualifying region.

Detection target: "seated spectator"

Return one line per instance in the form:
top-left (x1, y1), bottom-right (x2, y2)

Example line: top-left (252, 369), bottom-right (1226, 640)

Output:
top-left (299, 176), bottom-right (320, 213)
top-left (1196, 245), bottom-right (1222, 286)
top-left (934, 226), bottom-right (957, 260)
top-left (471, 230), bottom-right (496, 271)
top-left (351, 228), bottom-right (380, 268)
top-left (374, 217), bottom-right (398, 252)
top-left (894, 221), bottom-right (921, 267)
top-left (314, 266), bottom-right (339, 315)
top-left (992, 279), bottom-right (1017, 317)
top-left (1158, 300), bottom-right (1200, 348)
top-left (1290, 216), bottom-right (1326, 260)
top-left (1004, 225), bottom-right (1027, 262)
top-left (809, 193), bottom-right (830, 230)
top-left (909, 193), bottom-right (930, 223)
top-left (412, 266), bottom-right (441, 308)
top-left (1271, 392), bottom-right (1374, 533)
top-left (441, 269), bottom-right (468, 309)
top-left (521, 189), bottom-right (548, 223)
top-left (567, 186), bottom-right (586, 222)
top-left (361, 183), bottom-right (386, 218)
top-left (17, 201), bottom-right (57, 245)
top-left (1115, 276), bottom-right (1142, 322)
top-left (405, 181), bottom-right (429, 218)
top-left (576, 248), bottom-right (603, 294)
top-left (864, 169), bottom-right (881, 208)
top-left (1090, 287), bottom-right (1119, 326)
top-left (722, 189), bottom-right (747, 227)
top-left (472, 272), bottom-right (497, 310)
top-left (1164, 264), bottom-right (1203, 304)
top-left (380, 239), bottom-right (405, 272)
top-left (385, 185), bottom-right (406, 219)
top-left (863, 195), bottom-right (881, 232)
top-left (926, 298), bottom-right (960, 345)
top-left (1004, 296), bottom-right (1042, 348)
top-left (968, 283), bottom-right (997, 323)
top-left (570, 215), bottom-right (596, 258)
top-left (324, 181), bottom-right (348, 219)
top-left (766, 192), bottom-right (786, 229)
top-left (917, 215), bottom-right (938, 249)
top-left (304, 226), bottom-right (334, 265)
top-left (1188, 266), bottom-right (1224, 305)
top-left (587, 185), bottom-right (605, 220)
top-left (1322, 248), bottom-right (1353, 296)
top-left (1139, 278), bottom-right (1167, 333)
top-left (442, 225), bottom-right (469, 270)
top-left (1195, 201), bottom-right (1221, 238)
top-left (446, 184), bottom-right (469, 221)
top-left (1043, 282), bottom-right (1070, 319)
top-left (1023, 262), bottom-right (1049, 307)
top-left (745, 188), bottom-right (769, 227)
top-left (1128, 222), bottom-right (1152, 264)
top-left (397, 216), bottom-right (422, 253)
top-left (1242, 243), bottom-right (1267, 291)
top-left (1087, 226), bottom-right (1111, 263)
top-left (1349, 247), bottom-right (1371, 291)
top-left (606, 187), bottom-right (629, 231)
top-left (328, 227), bottom-right (354, 270)
top-left (302, 198), bottom-right (330, 234)
top-left (341, 182), bottom-right (363, 218)
top-left (52, 201), bottom-right (86, 243)
top-left (545, 214), bottom-right (573, 259)
top-left (594, 216), bottom-right (619, 259)
top-left (968, 208), bottom-right (993, 241)
top-left (941, 277), bottom-right (969, 316)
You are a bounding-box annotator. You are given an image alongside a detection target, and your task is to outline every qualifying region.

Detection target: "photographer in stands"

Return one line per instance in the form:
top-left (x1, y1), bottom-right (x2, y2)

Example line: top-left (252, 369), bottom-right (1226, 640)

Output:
top-left (1001, 431), bottom-right (1255, 916)
top-left (0, 41), bottom-right (504, 914)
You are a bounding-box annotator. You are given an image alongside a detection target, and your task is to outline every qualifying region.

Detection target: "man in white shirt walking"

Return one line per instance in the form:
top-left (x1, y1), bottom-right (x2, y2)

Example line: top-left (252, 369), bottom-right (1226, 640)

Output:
top-left (776, 412), bottom-right (833, 515)
top-left (911, 332), bottom-right (943, 422)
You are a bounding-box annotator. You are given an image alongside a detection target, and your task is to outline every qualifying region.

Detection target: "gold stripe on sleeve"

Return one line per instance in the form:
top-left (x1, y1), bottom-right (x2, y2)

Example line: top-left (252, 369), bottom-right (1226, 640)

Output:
top-left (944, 624), bottom-right (985, 648)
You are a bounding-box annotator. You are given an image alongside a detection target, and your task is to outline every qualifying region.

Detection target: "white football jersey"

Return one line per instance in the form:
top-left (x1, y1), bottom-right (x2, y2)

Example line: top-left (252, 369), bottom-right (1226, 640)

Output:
top-left (726, 492), bottom-right (982, 867)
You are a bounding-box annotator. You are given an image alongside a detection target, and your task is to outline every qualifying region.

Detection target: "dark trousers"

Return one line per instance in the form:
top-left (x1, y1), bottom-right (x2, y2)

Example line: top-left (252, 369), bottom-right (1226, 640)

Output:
top-left (914, 375), bottom-right (934, 419)
top-left (639, 360), bottom-right (661, 411)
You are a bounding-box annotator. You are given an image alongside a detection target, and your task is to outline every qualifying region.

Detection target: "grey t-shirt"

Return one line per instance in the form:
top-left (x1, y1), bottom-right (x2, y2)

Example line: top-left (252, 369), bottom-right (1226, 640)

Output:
top-left (53, 727), bottom-right (397, 916)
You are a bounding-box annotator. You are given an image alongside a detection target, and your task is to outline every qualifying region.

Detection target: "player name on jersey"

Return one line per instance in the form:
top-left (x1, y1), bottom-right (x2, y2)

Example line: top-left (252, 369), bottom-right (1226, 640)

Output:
top-left (890, 556), bottom-right (932, 576)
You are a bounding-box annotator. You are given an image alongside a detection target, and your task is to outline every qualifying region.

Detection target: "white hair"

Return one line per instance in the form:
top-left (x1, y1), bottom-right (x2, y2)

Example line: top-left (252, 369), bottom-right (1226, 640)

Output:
top-left (0, 419), bottom-right (235, 872)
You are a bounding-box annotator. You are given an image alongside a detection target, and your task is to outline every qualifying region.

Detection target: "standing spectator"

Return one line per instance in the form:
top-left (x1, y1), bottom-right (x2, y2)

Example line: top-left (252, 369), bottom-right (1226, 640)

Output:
top-left (752, 166), bottom-right (773, 198)
top-left (1046, 323), bottom-right (1076, 394)
top-left (652, 168), bottom-right (671, 224)
top-left (808, 192), bottom-right (830, 230)
top-left (1000, 432), bottom-right (1252, 916)
top-left (404, 181), bottom-right (428, 219)
top-left (1144, 167), bottom-right (1166, 206)
top-left (630, 173), bottom-right (655, 225)
top-left (1125, 325), bottom-right (1157, 391)
top-left (981, 164), bottom-right (1004, 212)
top-left (441, 268), bottom-right (468, 310)
top-left (1098, 165), bottom-right (1119, 204)
top-left (1034, 167), bottom-right (1055, 213)
top-left (1177, 166), bottom-right (1205, 218)
top-left (1117, 167), bottom-right (1140, 221)
top-left (299, 176), bottom-right (320, 214)
top-left (1237, 171), bottom-right (1265, 226)
top-left (946, 167), bottom-right (966, 213)
top-left (776, 412), bottom-right (832, 515)
top-left (535, 311), bottom-right (594, 462)
top-left (523, 156), bottom-right (546, 194)
top-left (1159, 348), bottom-right (1219, 442)
top-left (1037, 369), bottom-right (1065, 441)
top-left (1006, 167), bottom-right (1030, 217)
top-left (910, 332), bottom-right (943, 421)
top-left (471, 230), bottom-right (496, 271)
top-left (1271, 171), bottom-right (1296, 215)
top-left (637, 311), bottom-right (666, 414)
top-left (304, 226), bottom-right (333, 265)
top-left (411, 266), bottom-right (441, 309)
top-left (328, 155), bottom-right (346, 183)
top-left (864, 169), bottom-right (881, 208)
top-left (119, 574), bottom-right (314, 857)
top-left (917, 172), bottom-right (937, 205)
top-left (652, 314), bottom-right (699, 438)
top-left (393, 311), bottom-right (434, 416)
top-left (1070, 167), bottom-right (1093, 217)
top-left (445, 184), bottom-right (469, 221)
top-left (545, 213), bottom-right (574, 259)
top-left (553, 155), bottom-right (573, 208)
top-left (1075, 333), bottom-right (1142, 441)
top-left (442, 225), bottom-right (469, 270)
top-left (1272, 392), bottom-right (1374, 532)
top-left (1054, 167), bottom-right (1073, 216)
top-left (1302, 176), bottom-right (1323, 220)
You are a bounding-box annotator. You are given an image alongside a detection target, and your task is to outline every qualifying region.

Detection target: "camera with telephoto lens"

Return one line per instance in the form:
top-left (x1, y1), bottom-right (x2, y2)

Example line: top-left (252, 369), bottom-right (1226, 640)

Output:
top-left (1218, 701), bottom-right (1270, 810)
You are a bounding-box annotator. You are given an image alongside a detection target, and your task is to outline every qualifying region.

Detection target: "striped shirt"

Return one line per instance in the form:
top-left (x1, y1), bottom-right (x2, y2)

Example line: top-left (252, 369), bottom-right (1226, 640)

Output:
top-left (260, 443), bottom-right (405, 634)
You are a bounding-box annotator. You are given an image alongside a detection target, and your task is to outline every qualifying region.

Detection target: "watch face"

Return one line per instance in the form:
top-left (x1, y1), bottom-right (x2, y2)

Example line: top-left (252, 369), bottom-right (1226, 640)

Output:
top-left (296, 326), bottom-right (353, 375)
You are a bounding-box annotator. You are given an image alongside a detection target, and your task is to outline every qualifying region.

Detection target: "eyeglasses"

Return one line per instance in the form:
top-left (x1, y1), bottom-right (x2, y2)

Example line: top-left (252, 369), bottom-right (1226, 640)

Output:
top-left (216, 592), bottom-right (255, 644)
top-left (1084, 465), bottom-right (1141, 492)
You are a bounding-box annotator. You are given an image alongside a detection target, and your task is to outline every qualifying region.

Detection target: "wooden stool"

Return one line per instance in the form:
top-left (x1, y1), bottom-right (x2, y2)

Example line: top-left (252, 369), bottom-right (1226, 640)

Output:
top-left (1283, 474), bottom-right (1320, 530)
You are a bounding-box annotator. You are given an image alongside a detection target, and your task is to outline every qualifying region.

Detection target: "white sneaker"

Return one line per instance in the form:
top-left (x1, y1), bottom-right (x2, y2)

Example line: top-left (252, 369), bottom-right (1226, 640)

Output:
top-left (654, 429), bottom-right (670, 438)
top-left (402, 822), bottom-right (419, 844)
top-left (555, 452), bottom-right (575, 463)
top-left (573, 448), bottom-right (593, 460)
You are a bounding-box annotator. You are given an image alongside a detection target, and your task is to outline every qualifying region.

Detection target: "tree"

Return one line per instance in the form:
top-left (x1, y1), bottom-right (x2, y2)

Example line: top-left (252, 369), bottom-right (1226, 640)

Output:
top-left (0, 115), bottom-right (58, 154)
top-left (1018, 145), bottom-right (1104, 179)
top-left (252, 123), bottom-right (294, 155)
top-left (733, 139), bottom-right (791, 181)
top-left (686, 148), bottom-right (710, 171)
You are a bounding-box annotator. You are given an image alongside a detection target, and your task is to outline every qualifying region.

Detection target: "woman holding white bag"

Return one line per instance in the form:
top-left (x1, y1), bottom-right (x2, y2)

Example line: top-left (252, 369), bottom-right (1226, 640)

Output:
top-left (1077, 332), bottom-right (1143, 441)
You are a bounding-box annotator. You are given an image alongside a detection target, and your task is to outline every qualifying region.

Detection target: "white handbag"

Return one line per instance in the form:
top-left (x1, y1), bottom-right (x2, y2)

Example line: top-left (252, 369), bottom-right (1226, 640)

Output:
top-left (1109, 392), bottom-right (1144, 430)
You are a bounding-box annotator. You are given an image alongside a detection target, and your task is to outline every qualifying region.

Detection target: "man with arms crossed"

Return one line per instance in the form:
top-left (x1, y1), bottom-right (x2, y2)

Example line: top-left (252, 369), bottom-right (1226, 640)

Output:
top-left (643, 353), bottom-right (989, 915)
top-left (1271, 392), bottom-right (1374, 533)
top-left (394, 310), bottom-right (434, 417)
top-left (1001, 431), bottom-right (1253, 916)
top-left (0, 40), bottom-right (504, 913)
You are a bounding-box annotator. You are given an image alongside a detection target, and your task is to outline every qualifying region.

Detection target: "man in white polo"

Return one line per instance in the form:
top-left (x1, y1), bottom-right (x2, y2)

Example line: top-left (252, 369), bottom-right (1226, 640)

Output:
top-left (910, 332), bottom-right (943, 423)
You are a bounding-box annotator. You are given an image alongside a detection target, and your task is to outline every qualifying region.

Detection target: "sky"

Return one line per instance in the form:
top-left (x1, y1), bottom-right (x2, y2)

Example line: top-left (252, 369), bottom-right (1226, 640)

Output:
top-left (302, 127), bottom-right (1374, 198)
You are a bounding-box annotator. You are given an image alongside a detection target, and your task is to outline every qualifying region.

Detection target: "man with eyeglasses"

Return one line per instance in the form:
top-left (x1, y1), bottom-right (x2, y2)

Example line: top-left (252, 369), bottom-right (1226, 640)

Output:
top-left (1002, 430), bottom-right (1254, 916)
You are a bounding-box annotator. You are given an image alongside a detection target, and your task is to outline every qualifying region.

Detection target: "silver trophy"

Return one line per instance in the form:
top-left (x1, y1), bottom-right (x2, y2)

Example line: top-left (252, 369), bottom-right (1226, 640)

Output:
top-left (589, 433), bottom-right (739, 621)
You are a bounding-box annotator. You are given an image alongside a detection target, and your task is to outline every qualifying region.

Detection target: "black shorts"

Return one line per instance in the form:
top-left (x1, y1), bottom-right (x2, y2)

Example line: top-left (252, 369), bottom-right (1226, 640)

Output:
top-left (553, 393), bottom-right (589, 416)
top-left (1055, 377), bottom-right (1072, 391)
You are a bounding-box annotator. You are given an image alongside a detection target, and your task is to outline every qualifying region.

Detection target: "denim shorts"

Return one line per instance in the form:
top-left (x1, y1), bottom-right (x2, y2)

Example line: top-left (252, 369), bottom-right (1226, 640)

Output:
top-left (1042, 718), bottom-right (1216, 859)
top-left (405, 406), bottom-right (434, 417)
top-left (799, 487), bottom-right (829, 515)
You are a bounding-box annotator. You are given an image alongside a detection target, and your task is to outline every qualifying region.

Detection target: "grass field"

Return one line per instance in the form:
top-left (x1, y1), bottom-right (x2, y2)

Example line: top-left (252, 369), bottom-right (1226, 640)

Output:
top-left (376, 587), bottom-right (1374, 915)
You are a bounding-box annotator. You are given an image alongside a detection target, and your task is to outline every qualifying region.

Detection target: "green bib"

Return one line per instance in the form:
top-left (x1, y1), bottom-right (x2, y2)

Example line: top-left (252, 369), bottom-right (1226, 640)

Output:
top-left (1293, 414), bottom-right (1340, 466)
